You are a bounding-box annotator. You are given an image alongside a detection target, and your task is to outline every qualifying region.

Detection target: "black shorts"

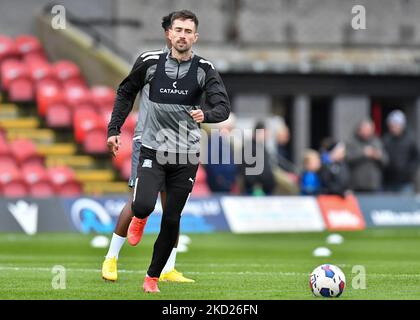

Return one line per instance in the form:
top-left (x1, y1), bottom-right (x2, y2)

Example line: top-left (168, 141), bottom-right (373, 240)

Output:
top-left (129, 141), bottom-right (166, 192)
top-left (132, 146), bottom-right (200, 199)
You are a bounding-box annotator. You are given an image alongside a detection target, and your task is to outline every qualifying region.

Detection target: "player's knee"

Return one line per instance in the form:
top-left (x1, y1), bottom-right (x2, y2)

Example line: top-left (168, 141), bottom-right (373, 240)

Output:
top-left (161, 214), bottom-right (180, 228)
top-left (131, 199), bottom-right (155, 219)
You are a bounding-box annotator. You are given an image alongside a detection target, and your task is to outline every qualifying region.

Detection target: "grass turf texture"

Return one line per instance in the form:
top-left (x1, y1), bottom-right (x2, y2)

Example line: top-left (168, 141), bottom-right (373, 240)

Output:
top-left (0, 229), bottom-right (419, 299)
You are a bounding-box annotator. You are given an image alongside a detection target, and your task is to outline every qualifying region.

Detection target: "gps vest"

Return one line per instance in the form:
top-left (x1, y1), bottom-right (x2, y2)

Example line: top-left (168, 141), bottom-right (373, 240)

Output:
top-left (149, 53), bottom-right (203, 106)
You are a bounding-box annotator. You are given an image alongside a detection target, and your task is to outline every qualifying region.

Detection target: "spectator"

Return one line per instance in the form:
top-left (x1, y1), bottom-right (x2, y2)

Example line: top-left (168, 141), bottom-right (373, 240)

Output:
top-left (205, 114), bottom-right (238, 193)
top-left (383, 110), bottom-right (419, 193)
top-left (241, 121), bottom-right (276, 195)
top-left (346, 119), bottom-right (388, 192)
top-left (276, 123), bottom-right (294, 172)
top-left (300, 149), bottom-right (321, 195)
top-left (319, 141), bottom-right (351, 197)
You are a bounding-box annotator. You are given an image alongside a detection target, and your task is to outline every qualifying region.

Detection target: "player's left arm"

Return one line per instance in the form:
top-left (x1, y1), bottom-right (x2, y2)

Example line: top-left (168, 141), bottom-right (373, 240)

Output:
top-left (200, 66), bottom-right (231, 123)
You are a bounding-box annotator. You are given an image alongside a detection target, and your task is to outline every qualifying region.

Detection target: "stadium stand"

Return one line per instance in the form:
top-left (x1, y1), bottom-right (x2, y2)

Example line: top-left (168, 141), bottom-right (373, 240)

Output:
top-left (0, 34), bottom-right (137, 196)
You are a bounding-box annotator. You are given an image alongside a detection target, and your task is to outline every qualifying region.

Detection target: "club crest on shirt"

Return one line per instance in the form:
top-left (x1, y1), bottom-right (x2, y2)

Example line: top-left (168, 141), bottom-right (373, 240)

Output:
top-left (142, 159), bottom-right (153, 168)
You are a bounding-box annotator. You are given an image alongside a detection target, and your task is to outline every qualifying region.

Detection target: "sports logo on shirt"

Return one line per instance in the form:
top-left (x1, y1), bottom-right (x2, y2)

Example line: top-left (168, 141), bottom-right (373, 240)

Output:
top-left (142, 159), bottom-right (153, 168)
top-left (160, 81), bottom-right (189, 95)
top-left (160, 87), bottom-right (189, 95)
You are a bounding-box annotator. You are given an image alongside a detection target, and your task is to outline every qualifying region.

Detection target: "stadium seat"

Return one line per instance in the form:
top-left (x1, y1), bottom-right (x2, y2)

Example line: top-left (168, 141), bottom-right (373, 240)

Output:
top-left (191, 165), bottom-right (211, 196)
top-left (14, 35), bottom-right (43, 56)
top-left (27, 60), bottom-right (57, 88)
top-left (73, 109), bottom-right (102, 143)
top-left (46, 102), bottom-right (72, 128)
top-left (0, 35), bottom-right (18, 64)
top-left (9, 139), bottom-right (44, 167)
top-left (22, 51), bottom-right (47, 65)
top-left (1, 59), bottom-right (27, 90)
top-left (120, 156), bottom-right (132, 180)
top-left (0, 166), bottom-right (28, 197)
top-left (122, 113), bottom-right (137, 134)
top-left (111, 131), bottom-right (132, 169)
top-left (65, 85), bottom-right (94, 111)
top-left (0, 149), bottom-right (17, 171)
top-left (100, 105), bottom-right (114, 124)
top-left (22, 164), bottom-right (55, 197)
top-left (47, 166), bottom-right (82, 196)
top-left (83, 127), bottom-right (108, 154)
top-left (0, 59), bottom-right (34, 101)
top-left (36, 83), bottom-right (64, 117)
top-left (53, 60), bottom-right (84, 87)
top-left (9, 77), bottom-right (34, 102)
top-left (90, 85), bottom-right (116, 109)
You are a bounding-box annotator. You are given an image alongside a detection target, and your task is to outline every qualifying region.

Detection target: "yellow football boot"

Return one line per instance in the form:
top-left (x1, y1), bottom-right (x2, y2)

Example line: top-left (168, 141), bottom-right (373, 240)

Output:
top-left (102, 257), bottom-right (117, 281)
top-left (159, 269), bottom-right (195, 283)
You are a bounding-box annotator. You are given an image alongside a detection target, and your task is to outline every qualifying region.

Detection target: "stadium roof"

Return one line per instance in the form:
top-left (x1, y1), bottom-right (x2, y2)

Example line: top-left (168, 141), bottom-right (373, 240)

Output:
top-left (192, 46), bottom-right (420, 75)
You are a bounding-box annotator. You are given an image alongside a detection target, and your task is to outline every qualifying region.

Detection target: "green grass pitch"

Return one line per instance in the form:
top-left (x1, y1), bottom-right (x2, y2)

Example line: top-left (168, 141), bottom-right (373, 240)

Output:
top-left (0, 229), bottom-right (419, 300)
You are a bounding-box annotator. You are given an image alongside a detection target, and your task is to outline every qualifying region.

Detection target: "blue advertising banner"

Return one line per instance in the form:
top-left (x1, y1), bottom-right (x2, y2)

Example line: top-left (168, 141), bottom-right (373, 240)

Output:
top-left (357, 195), bottom-right (420, 227)
top-left (0, 197), bottom-right (74, 234)
top-left (61, 196), bottom-right (230, 234)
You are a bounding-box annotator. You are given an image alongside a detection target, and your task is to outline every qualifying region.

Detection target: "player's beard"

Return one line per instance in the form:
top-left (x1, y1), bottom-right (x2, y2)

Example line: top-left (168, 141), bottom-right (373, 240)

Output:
top-left (174, 41), bottom-right (190, 53)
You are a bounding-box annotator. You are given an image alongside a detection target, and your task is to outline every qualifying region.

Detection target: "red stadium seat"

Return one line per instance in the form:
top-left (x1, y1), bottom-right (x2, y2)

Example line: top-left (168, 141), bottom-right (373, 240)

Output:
top-left (0, 166), bottom-right (28, 197)
top-left (83, 127), bottom-right (108, 154)
top-left (22, 164), bottom-right (55, 197)
top-left (1, 59), bottom-right (28, 90)
top-left (90, 86), bottom-right (116, 109)
top-left (0, 151), bottom-right (17, 171)
top-left (53, 60), bottom-right (84, 86)
top-left (14, 35), bottom-right (43, 56)
top-left (9, 139), bottom-right (44, 167)
top-left (73, 109), bottom-right (101, 143)
top-left (100, 105), bottom-right (114, 124)
top-left (27, 60), bottom-right (56, 87)
top-left (46, 102), bottom-right (72, 128)
top-left (47, 166), bottom-right (82, 196)
top-left (22, 164), bottom-right (48, 184)
top-left (0, 136), bottom-right (17, 169)
top-left (22, 51), bottom-right (47, 65)
top-left (65, 85), bottom-right (94, 110)
top-left (62, 77), bottom-right (87, 89)
top-left (111, 131), bottom-right (132, 169)
top-left (191, 165), bottom-right (211, 196)
top-left (36, 83), bottom-right (64, 117)
top-left (120, 156), bottom-right (132, 180)
top-left (0, 35), bottom-right (18, 64)
top-left (122, 113), bottom-right (137, 134)
top-left (9, 77), bottom-right (34, 102)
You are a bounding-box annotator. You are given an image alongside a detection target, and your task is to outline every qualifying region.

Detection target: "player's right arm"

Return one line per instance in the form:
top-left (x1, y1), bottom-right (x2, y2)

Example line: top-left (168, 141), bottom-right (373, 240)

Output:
top-left (107, 55), bottom-right (148, 156)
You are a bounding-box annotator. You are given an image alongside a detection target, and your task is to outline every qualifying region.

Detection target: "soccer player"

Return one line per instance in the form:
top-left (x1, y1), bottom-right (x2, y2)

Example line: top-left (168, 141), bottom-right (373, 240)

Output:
top-left (109, 10), bottom-right (230, 292)
top-left (102, 12), bottom-right (194, 283)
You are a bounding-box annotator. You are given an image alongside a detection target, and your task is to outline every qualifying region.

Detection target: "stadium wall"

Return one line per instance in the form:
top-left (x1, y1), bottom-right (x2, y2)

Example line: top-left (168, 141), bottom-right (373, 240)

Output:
top-left (36, 15), bottom-right (129, 89)
top-left (1, 195), bottom-right (420, 235)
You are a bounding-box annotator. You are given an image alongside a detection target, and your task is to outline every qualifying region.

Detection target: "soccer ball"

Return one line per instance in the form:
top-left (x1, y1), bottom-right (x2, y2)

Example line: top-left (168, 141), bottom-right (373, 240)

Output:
top-left (309, 264), bottom-right (346, 298)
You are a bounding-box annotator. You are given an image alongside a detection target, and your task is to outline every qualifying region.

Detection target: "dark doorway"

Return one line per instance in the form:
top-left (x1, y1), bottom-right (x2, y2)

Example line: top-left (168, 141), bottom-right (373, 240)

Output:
top-left (310, 97), bottom-right (332, 151)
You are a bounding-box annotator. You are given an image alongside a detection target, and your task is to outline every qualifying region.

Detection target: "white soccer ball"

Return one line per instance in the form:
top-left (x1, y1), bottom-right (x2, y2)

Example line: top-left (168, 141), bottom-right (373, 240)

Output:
top-left (309, 264), bottom-right (346, 298)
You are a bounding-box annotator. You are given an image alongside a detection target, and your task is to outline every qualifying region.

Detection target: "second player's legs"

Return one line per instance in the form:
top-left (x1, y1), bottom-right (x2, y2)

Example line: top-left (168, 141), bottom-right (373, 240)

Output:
top-left (114, 190), bottom-right (134, 237)
top-left (147, 162), bottom-right (199, 277)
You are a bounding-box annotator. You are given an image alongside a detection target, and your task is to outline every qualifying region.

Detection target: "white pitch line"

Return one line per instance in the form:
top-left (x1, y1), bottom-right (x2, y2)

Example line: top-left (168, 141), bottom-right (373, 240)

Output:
top-left (1, 266), bottom-right (420, 278)
top-left (0, 266), bottom-right (306, 276)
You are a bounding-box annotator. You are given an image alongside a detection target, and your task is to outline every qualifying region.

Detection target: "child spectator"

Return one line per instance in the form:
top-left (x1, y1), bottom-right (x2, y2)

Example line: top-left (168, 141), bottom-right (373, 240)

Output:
top-left (300, 149), bottom-right (321, 195)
